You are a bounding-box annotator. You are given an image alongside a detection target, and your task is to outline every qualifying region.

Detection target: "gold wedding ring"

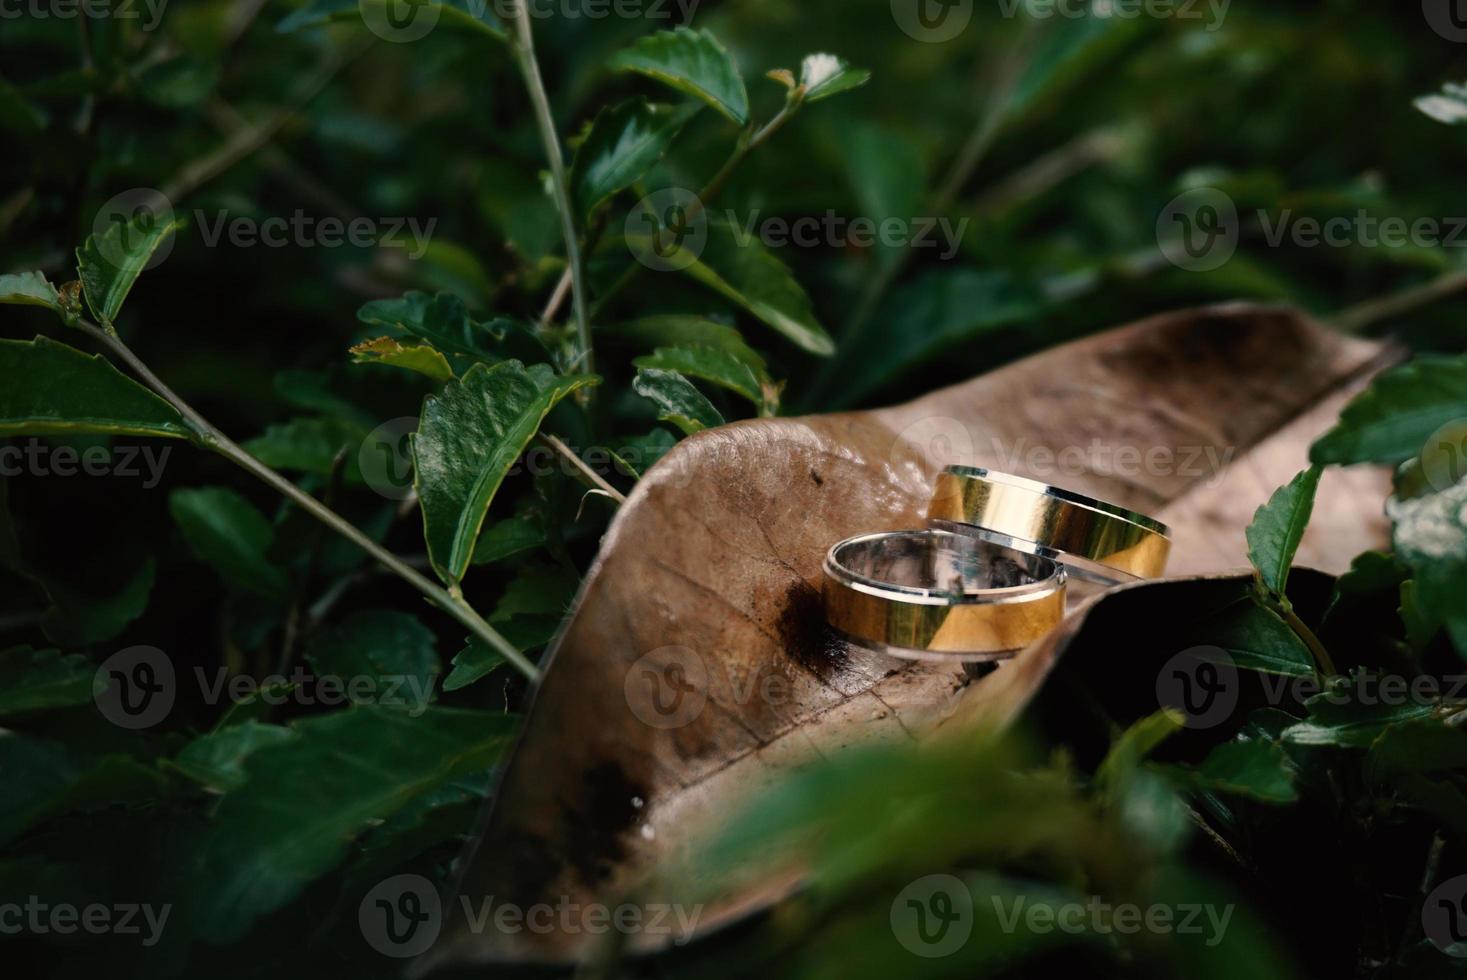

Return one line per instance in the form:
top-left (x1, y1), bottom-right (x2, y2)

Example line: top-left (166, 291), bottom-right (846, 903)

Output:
top-left (927, 466), bottom-right (1171, 583)
top-left (822, 529), bottom-right (1067, 661)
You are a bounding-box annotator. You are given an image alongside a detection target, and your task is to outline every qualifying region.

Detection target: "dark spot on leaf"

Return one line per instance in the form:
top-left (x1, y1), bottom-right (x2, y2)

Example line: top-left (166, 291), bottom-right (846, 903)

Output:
top-left (810, 469), bottom-right (824, 486)
top-left (777, 582), bottom-right (849, 679)
top-left (561, 761), bottom-right (648, 886)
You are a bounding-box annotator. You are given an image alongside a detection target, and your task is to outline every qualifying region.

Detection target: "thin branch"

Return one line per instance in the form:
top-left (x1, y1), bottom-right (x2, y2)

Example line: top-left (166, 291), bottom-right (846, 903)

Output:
top-left (1333, 265), bottom-right (1467, 334)
top-left (71, 318), bottom-right (540, 682)
top-left (507, 3), bottom-right (593, 379)
top-left (537, 433), bottom-right (627, 505)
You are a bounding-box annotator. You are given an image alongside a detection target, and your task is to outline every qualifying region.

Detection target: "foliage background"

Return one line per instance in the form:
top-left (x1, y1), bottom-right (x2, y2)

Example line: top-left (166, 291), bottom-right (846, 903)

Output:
top-left (4, 0), bottom-right (1467, 978)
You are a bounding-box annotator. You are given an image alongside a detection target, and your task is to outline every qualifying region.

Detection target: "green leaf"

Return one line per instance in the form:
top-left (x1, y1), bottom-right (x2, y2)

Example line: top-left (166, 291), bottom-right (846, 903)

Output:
top-left (443, 617), bottom-right (558, 692)
top-left (1367, 721), bottom-right (1467, 783)
top-left (304, 610), bottom-right (439, 712)
top-left (608, 27), bottom-right (749, 125)
top-left (0, 336), bottom-right (192, 440)
top-left (490, 562), bottom-right (578, 623)
top-left (184, 706), bottom-right (516, 943)
top-left (166, 722), bottom-right (297, 793)
top-left (571, 98), bottom-right (699, 221)
top-left (0, 271), bottom-right (60, 311)
top-left (1096, 709), bottom-right (1184, 799)
top-left (634, 345), bottom-right (764, 408)
top-left (349, 336), bottom-right (454, 382)
top-left (1320, 550), bottom-right (1409, 634)
top-left (0, 733), bottom-right (166, 846)
top-left (1186, 591), bottom-right (1316, 677)
top-left (797, 52), bottom-right (870, 103)
top-left (610, 428), bottom-right (678, 479)
top-left (1282, 687), bottom-right (1437, 747)
top-left (633, 368), bottom-right (724, 435)
top-left (276, 0), bottom-right (504, 40)
top-left (76, 211), bottom-right (184, 325)
top-left (1389, 480), bottom-right (1467, 657)
top-left (626, 219), bottom-right (835, 356)
top-left (413, 361), bottom-right (597, 583)
top-left (1245, 466), bottom-right (1322, 595)
top-left (357, 291), bottom-right (545, 370)
top-left (1311, 356), bottom-right (1467, 466)
top-left (470, 514), bottom-right (547, 566)
top-left (0, 646), bottom-right (95, 717)
top-left (169, 487), bottom-right (290, 600)
top-left (1171, 737), bottom-right (1299, 804)
top-left (822, 269), bottom-right (1043, 408)
top-left (242, 416), bottom-right (363, 480)
top-left (604, 315), bottom-right (767, 374)
top-left (39, 557), bottom-right (156, 648)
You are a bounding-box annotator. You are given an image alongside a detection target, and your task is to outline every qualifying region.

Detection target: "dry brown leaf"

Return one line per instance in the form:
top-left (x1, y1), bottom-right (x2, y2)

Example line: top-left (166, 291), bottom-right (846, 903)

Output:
top-left (424, 303), bottom-right (1398, 969)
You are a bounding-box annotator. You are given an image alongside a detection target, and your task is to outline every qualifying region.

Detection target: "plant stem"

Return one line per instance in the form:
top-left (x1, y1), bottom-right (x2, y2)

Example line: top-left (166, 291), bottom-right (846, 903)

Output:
top-left (507, 2), bottom-right (593, 380)
top-left (72, 318), bottom-right (540, 683)
top-left (536, 433), bottom-right (627, 504)
top-left (588, 100), bottom-right (803, 320)
top-left (1270, 597), bottom-right (1337, 677)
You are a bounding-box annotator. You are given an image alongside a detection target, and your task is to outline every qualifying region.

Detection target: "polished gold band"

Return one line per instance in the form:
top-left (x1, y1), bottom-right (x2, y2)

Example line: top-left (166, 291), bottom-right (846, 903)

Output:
top-left (822, 529), bottom-right (1067, 661)
top-left (927, 466), bottom-right (1171, 584)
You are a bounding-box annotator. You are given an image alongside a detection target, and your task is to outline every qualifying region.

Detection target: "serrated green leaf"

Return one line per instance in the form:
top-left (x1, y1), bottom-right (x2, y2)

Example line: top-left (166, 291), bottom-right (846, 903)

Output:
top-left (0, 337), bottom-right (192, 440)
top-left (608, 27), bottom-right (748, 125)
top-left (444, 608), bottom-right (564, 693)
top-left (490, 562), bottom-right (578, 623)
top-left (166, 721), bottom-right (297, 793)
top-left (1187, 591), bottom-right (1316, 677)
top-left (1282, 688), bottom-right (1436, 747)
top-left (633, 368), bottom-right (724, 435)
top-left (1245, 466), bottom-right (1322, 595)
top-left (1169, 737), bottom-right (1299, 804)
top-left (357, 291), bottom-right (546, 370)
top-left (242, 416), bottom-right (364, 481)
top-left (304, 610), bottom-right (439, 712)
top-left (0, 646), bottom-right (95, 717)
top-left (39, 556), bottom-right (156, 648)
top-left (1367, 721), bottom-right (1467, 783)
top-left (1389, 480), bottom-right (1467, 658)
top-left (571, 98), bottom-right (699, 221)
top-left (604, 315), bottom-right (767, 373)
top-left (413, 361), bottom-right (597, 583)
top-left (626, 219), bottom-right (834, 356)
top-left (349, 336), bottom-right (454, 382)
top-left (797, 52), bottom-right (870, 103)
top-left (0, 271), bottom-right (59, 310)
top-left (0, 733), bottom-right (166, 846)
top-left (183, 706), bottom-right (516, 943)
top-left (634, 345), bottom-right (764, 408)
top-left (76, 212), bottom-right (183, 325)
top-left (1312, 356), bottom-right (1467, 466)
top-left (169, 487), bottom-right (290, 600)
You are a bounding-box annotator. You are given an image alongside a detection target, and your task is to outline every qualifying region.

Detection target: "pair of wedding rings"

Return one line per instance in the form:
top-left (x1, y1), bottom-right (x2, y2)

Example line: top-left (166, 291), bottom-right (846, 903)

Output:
top-left (822, 467), bottom-right (1171, 661)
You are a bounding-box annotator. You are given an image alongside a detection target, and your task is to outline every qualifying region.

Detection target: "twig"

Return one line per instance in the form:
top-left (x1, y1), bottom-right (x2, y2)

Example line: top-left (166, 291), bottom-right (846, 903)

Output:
top-left (70, 317), bottom-right (539, 682)
top-left (537, 433), bottom-right (627, 505)
top-left (506, 2), bottom-right (593, 379)
top-left (1333, 266), bottom-right (1467, 334)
